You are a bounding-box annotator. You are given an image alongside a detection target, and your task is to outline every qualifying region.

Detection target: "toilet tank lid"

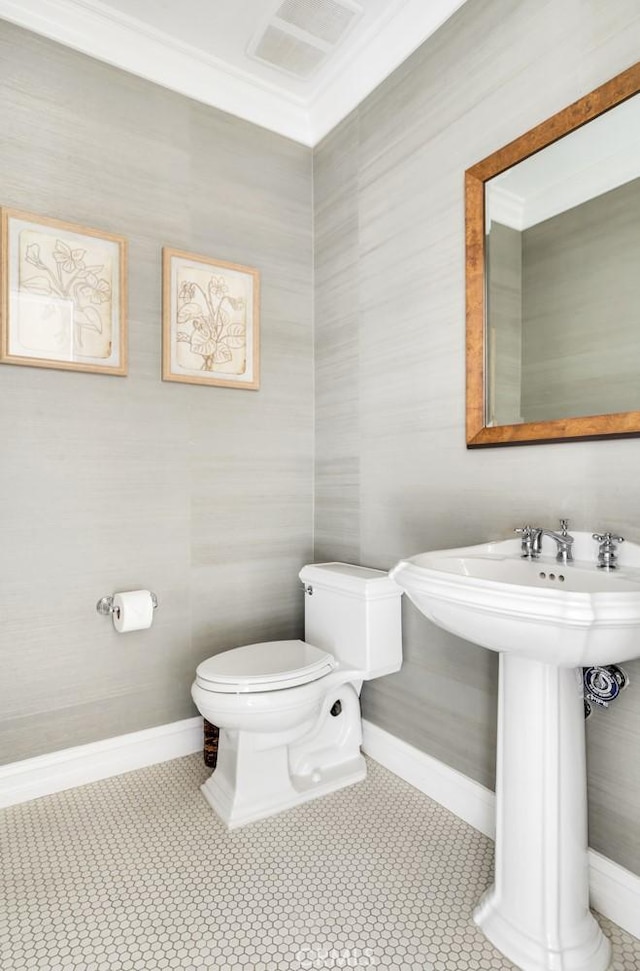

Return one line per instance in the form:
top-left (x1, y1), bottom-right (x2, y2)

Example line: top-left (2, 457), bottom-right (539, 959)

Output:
top-left (299, 562), bottom-right (402, 599)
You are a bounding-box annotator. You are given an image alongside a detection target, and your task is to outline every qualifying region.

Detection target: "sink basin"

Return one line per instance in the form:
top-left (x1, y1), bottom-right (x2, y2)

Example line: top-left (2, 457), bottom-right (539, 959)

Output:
top-left (392, 533), bottom-right (640, 666)
top-left (391, 531), bottom-right (640, 971)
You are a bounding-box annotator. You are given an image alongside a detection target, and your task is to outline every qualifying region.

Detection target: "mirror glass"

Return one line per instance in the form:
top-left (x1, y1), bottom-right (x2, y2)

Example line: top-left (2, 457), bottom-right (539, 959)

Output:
top-left (465, 62), bottom-right (640, 446)
top-left (485, 95), bottom-right (640, 427)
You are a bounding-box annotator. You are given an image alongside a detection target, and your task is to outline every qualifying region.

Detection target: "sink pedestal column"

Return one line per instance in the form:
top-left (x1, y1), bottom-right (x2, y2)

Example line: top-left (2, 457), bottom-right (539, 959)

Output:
top-left (474, 654), bottom-right (610, 971)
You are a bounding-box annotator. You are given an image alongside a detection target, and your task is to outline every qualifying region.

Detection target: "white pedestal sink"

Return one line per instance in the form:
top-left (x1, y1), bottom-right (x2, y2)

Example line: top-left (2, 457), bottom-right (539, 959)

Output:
top-left (391, 532), bottom-right (640, 971)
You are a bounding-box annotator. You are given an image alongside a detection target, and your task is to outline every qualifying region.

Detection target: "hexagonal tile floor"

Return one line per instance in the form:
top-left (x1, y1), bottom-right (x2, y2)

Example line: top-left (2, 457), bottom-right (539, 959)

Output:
top-left (0, 754), bottom-right (639, 970)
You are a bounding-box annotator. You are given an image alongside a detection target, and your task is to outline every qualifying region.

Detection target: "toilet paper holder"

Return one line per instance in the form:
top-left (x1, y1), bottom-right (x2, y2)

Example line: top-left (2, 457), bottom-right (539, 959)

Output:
top-left (96, 592), bottom-right (158, 618)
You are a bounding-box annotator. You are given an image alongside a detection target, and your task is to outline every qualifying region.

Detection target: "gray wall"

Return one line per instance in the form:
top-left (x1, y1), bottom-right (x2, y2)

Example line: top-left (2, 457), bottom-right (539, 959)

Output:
top-left (0, 23), bottom-right (314, 762)
top-left (313, 0), bottom-right (640, 875)
top-left (521, 178), bottom-right (640, 420)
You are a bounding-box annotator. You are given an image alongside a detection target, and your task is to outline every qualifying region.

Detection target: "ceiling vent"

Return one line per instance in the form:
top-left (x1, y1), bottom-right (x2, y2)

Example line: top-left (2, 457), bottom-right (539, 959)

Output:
top-left (277, 0), bottom-right (360, 45)
top-left (248, 0), bottom-right (363, 80)
top-left (253, 26), bottom-right (328, 79)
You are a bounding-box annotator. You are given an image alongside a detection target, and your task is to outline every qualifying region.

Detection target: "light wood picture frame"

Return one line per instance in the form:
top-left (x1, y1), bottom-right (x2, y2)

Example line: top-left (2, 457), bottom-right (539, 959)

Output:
top-left (162, 247), bottom-right (260, 390)
top-left (0, 208), bottom-right (127, 375)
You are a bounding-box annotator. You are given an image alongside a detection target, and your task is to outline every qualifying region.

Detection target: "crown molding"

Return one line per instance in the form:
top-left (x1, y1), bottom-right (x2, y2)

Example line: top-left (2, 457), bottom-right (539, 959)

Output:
top-left (0, 0), bottom-right (312, 143)
top-left (308, 0), bottom-right (468, 144)
top-left (0, 0), bottom-right (468, 146)
top-left (487, 186), bottom-right (525, 232)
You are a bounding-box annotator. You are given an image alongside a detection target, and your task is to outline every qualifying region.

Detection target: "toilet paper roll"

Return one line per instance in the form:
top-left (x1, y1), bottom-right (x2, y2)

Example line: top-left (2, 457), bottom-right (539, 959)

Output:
top-left (112, 590), bottom-right (154, 633)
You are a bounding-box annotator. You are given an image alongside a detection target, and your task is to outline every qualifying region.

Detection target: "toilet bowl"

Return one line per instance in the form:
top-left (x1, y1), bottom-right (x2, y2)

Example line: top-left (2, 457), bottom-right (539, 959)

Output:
top-left (191, 562), bottom-right (403, 828)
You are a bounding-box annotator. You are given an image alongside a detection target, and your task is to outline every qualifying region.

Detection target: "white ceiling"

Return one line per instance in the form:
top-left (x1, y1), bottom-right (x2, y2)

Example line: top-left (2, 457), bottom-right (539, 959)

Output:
top-left (0, 0), bottom-right (468, 145)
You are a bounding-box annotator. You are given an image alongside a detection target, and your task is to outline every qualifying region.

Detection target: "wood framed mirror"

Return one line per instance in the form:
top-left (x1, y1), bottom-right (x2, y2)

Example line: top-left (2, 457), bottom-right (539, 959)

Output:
top-left (466, 62), bottom-right (640, 447)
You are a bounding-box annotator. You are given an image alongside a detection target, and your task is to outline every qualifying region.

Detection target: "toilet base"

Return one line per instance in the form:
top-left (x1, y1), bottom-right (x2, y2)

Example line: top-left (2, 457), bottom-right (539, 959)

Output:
top-left (201, 753), bottom-right (366, 828)
top-left (200, 680), bottom-right (367, 828)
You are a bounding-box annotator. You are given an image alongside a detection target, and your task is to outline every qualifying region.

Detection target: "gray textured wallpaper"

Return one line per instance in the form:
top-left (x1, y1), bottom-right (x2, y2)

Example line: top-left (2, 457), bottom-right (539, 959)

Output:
top-left (0, 23), bottom-right (314, 762)
top-left (313, 0), bottom-right (640, 875)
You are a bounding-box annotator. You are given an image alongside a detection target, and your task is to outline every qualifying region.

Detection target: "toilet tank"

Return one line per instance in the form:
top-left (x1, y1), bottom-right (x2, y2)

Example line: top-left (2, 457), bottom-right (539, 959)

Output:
top-left (299, 562), bottom-right (403, 679)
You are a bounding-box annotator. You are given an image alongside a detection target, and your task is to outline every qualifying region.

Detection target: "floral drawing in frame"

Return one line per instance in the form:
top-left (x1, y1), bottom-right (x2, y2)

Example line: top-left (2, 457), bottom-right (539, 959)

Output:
top-left (0, 208), bottom-right (127, 375)
top-left (163, 248), bottom-right (260, 390)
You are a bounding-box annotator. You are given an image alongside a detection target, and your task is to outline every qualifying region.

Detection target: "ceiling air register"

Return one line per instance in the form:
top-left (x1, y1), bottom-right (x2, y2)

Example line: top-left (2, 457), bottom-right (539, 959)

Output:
top-left (248, 0), bottom-right (363, 79)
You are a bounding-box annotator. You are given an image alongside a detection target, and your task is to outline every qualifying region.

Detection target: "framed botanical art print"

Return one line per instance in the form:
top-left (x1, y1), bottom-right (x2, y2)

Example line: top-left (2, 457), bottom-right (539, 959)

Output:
top-left (163, 247), bottom-right (260, 390)
top-left (0, 208), bottom-right (127, 375)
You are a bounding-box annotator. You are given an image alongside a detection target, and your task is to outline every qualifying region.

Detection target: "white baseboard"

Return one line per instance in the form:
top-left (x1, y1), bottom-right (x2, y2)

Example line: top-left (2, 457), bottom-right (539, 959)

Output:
top-left (362, 718), bottom-right (640, 942)
top-left (0, 716), bottom-right (203, 809)
top-left (588, 850), bottom-right (640, 941)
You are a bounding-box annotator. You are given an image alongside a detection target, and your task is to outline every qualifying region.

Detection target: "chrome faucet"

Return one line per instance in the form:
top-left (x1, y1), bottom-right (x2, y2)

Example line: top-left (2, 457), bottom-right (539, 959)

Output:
top-left (536, 525), bottom-right (574, 563)
top-left (515, 519), bottom-right (574, 563)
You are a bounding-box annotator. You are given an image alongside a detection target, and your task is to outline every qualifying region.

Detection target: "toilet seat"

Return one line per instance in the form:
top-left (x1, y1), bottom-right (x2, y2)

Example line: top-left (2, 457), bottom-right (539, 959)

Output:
top-left (195, 639), bottom-right (336, 693)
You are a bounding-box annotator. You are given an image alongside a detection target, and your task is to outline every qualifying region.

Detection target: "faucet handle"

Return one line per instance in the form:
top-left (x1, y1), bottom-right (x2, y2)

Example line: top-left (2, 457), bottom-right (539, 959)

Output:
top-left (592, 532), bottom-right (625, 570)
top-left (559, 519), bottom-right (570, 536)
top-left (592, 532), bottom-right (624, 544)
top-left (514, 525), bottom-right (539, 558)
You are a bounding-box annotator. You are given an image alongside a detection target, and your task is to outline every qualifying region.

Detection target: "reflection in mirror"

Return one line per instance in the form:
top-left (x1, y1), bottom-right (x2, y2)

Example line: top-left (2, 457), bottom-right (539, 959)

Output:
top-left (465, 61), bottom-right (640, 446)
top-left (486, 95), bottom-right (640, 426)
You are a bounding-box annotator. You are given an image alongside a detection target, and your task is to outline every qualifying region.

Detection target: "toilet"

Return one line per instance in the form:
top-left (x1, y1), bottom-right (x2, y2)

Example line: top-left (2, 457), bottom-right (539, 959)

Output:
top-left (191, 562), bottom-right (403, 828)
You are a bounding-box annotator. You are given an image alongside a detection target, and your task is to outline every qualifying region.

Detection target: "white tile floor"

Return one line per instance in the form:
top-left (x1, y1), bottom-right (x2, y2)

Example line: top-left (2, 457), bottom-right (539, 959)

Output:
top-left (1, 753), bottom-right (639, 971)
